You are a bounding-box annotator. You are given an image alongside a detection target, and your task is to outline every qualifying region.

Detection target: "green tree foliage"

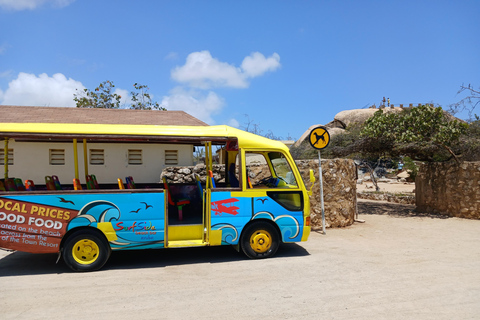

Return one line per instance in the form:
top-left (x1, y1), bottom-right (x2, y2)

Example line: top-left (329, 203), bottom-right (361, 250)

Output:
top-left (74, 80), bottom-right (165, 110)
top-left (74, 80), bottom-right (121, 109)
top-left (361, 105), bottom-right (468, 163)
top-left (130, 83), bottom-right (164, 110)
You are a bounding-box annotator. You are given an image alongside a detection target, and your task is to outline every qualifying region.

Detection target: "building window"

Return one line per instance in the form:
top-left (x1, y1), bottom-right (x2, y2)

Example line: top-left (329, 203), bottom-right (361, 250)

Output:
top-left (49, 149), bottom-right (65, 165)
top-left (0, 149), bottom-right (13, 165)
top-left (165, 150), bottom-right (178, 165)
top-left (89, 149), bottom-right (105, 165)
top-left (128, 149), bottom-right (142, 165)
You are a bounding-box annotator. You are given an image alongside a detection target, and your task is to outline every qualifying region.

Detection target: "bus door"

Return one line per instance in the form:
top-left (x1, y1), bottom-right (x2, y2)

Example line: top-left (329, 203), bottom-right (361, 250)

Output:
top-left (164, 141), bottom-right (214, 248)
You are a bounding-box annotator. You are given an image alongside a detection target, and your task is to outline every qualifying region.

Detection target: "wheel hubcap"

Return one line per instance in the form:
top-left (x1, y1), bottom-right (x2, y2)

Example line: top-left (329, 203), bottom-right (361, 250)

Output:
top-left (72, 239), bottom-right (99, 265)
top-left (249, 229), bottom-right (272, 253)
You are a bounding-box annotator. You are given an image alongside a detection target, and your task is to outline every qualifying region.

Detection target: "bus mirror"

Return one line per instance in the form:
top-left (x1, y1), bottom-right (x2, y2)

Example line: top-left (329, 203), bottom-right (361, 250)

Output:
top-left (308, 169), bottom-right (316, 196)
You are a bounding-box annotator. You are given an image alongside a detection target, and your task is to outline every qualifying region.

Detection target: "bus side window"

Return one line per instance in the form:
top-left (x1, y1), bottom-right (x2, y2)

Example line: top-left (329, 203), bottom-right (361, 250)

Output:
top-left (245, 152), bottom-right (272, 187)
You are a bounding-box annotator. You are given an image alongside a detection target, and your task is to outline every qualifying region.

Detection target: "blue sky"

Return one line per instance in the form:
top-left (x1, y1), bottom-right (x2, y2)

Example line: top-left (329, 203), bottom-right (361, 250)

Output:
top-left (0, 0), bottom-right (479, 139)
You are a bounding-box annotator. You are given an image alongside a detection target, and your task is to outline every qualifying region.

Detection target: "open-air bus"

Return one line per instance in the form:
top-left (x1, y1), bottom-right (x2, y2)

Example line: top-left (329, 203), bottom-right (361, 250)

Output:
top-left (0, 123), bottom-right (312, 271)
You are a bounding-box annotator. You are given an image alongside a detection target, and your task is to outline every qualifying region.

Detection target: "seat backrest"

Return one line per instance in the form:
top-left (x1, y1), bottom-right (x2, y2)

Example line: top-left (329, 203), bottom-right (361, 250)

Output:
top-left (5, 179), bottom-right (16, 191)
top-left (228, 163), bottom-right (239, 187)
top-left (52, 175), bottom-right (62, 190)
top-left (162, 177), bottom-right (176, 206)
top-left (14, 178), bottom-right (25, 191)
top-left (195, 174), bottom-right (204, 201)
top-left (85, 175), bottom-right (95, 190)
top-left (73, 178), bottom-right (82, 190)
top-left (25, 180), bottom-right (35, 191)
top-left (118, 178), bottom-right (125, 189)
top-left (126, 176), bottom-right (135, 189)
top-left (208, 170), bottom-right (216, 188)
top-left (45, 176), bottom-right (55, 190)
top-left (91, 174), bottom-right (100, 189)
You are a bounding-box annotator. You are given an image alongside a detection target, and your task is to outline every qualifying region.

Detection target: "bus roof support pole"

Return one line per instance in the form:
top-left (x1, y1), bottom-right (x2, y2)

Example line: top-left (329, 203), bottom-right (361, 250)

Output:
top-left (83, 139), bottom-right (88, 177)
top-left (318, 150), bottom-right (326, 235)
top-left (204, 141), bottom-right (212, 189)
top-left (4, 138), bottom-right (8, 180)
top-left (73, 139), bottom-right (79, 180)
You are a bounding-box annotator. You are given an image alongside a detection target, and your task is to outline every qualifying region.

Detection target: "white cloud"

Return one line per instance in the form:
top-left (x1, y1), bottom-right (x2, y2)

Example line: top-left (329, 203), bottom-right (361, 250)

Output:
top-left (241, 52), bottom-right (281, 77)
top-left (0, 0), bottom-right (75, 11)
top-left (171, 51), bottom-right (281, 89)
top-left (164, 52), bottom-right (179, 61)
top-left (0, 72), bottom-right (84, 107)
top-left (171, 51), bottom-right (247, 89)
top-left (226, 118), bottom-right (240, 128)
top-left (0, 70), bottom-right (13, 78)
top-left (161, 87), bottom-right (225, 124)
top-left (0, 43), bottom-right (10, 54)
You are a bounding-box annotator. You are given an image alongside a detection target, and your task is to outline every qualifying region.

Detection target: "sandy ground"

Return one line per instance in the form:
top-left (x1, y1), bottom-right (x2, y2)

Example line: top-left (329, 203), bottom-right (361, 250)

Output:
top-left (1, 199), bottom-right (479, 319)
top-left (359, 181), bottom-right (416, 194)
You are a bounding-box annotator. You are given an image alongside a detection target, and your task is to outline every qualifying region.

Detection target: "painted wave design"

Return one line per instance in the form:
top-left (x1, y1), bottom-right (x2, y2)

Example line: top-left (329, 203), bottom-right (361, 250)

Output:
top-left (67, 200), bottom-right (164, 249)
top-left (252, 211), bottom-right (300, 240)
top-left (212, 223), bottom-right (238, 244)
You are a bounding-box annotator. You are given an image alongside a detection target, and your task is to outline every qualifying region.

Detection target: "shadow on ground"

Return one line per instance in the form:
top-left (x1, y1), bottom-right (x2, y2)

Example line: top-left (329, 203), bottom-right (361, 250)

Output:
top-left (357, 199), bottom-right (450, 219)
top-left (0, 242), bottom-right (309, 277)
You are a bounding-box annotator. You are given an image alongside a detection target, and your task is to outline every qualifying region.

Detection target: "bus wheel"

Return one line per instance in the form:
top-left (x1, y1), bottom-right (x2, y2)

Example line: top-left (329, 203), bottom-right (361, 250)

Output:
top-left (63, 229), bottom-right (111, 272)
top-left (241, 221), bottom-right (280, 259)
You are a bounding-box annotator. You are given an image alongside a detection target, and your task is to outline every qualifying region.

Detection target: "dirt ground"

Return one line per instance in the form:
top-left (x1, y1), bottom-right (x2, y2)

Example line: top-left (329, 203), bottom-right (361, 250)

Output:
top-left (1, 199), bottom-right (479, 319)
top-left (359, 181), bottom-right (416, 194)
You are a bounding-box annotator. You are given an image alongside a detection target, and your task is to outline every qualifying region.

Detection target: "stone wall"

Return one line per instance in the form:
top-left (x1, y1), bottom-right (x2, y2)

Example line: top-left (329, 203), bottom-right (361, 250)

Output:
top-left (416, 161), bottom-right (480, 219)
top-left (296, 159), bottom-right (357, 229)
top-left (357, 192), bottom-right (415, 204)
top-left (161, 159), bottom-right (357, 229)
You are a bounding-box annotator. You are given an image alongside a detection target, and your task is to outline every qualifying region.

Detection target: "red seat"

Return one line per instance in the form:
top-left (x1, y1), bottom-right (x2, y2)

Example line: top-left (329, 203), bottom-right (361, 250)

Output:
top-left (163, 177), bottom-right (190, 221)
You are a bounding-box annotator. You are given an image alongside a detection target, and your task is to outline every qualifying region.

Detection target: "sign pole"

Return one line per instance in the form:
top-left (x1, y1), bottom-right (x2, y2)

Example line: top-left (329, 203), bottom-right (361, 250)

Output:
top-left (308, 126), bottom-right (330, 235)
top-left (318, 149), bottom-right (326, 234)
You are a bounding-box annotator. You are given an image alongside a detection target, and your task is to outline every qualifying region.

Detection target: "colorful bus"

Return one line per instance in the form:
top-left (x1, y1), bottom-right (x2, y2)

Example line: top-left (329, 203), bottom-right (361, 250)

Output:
top-left (0, 123), bottom-right (312, 271)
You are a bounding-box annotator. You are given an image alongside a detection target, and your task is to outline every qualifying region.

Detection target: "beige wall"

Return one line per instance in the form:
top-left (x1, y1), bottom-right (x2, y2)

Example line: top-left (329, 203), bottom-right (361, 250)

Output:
top-left (5, 140), bottom-right (194, 185)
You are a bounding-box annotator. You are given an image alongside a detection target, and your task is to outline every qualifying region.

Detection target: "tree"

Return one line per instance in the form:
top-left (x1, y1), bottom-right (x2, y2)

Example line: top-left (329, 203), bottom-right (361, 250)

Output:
top-left (448, 84), bottom-right (480, 120)
top-left (130, 83), bottom-right (165, 110)
top-left (74, 80), bottom-right (121, 109)
top-left (241, 114), bottom-right (284, 140)
top-left (74, 80), bottom-right (165, 110)
top-left (361, 105), bottom-right (468, 163)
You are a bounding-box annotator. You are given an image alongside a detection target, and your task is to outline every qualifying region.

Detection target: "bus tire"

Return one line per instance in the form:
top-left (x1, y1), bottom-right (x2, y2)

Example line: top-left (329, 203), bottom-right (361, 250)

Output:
top-left (241, 221), bottom-right (280, 259)
top-left (62, 229), bottom-right (111, 272)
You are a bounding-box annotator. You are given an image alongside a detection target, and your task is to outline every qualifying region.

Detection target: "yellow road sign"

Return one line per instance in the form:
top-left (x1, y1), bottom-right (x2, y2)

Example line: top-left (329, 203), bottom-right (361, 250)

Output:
top-left (308, 126), bottom-right (330, 150)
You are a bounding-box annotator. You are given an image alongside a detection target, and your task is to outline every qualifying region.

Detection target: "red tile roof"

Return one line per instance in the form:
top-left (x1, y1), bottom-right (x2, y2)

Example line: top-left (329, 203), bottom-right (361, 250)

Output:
top-left (0, 105), bottom-right (208, 126)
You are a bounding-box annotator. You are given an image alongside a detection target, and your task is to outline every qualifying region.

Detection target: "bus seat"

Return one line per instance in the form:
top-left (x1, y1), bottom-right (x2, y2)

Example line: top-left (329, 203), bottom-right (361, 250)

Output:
top-left (118, 178), bottom-right (125, 189)
top-left (91, 174), bottom-right (100, 189)
top-left (25, 180), bottom-right (36, 191)
top-left (163, 177), bottom-right (190, 221)
top-left (0, 181), bottom-right (5, 191)
top-left (5, 179), bottom-right (16, 191)
top-left (245, 169), bottom-right (253, 188)
top-left (195, 174), bottom-right (204, 201)
top-left (14, 178), bottom-right (26, 191)
top-left (52, 175), bottom-right (62, 190)
top-left (45, 176), bottom-right (56, 190)
top-left (85, 175), bottom-right (94, 190)
top-left (73, 178), bottom-right (82, 191)
top-left (228, 163), bottom-right (239, 187)
top-left (208, 170), bottom-right (216, 188)
top-left (126, 176), bottom-right (135, 189)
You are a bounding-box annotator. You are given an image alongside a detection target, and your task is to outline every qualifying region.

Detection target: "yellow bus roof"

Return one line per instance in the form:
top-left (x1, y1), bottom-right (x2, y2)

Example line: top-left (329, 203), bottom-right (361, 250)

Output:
top-left (0, 123), bottom-right (289, 151)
